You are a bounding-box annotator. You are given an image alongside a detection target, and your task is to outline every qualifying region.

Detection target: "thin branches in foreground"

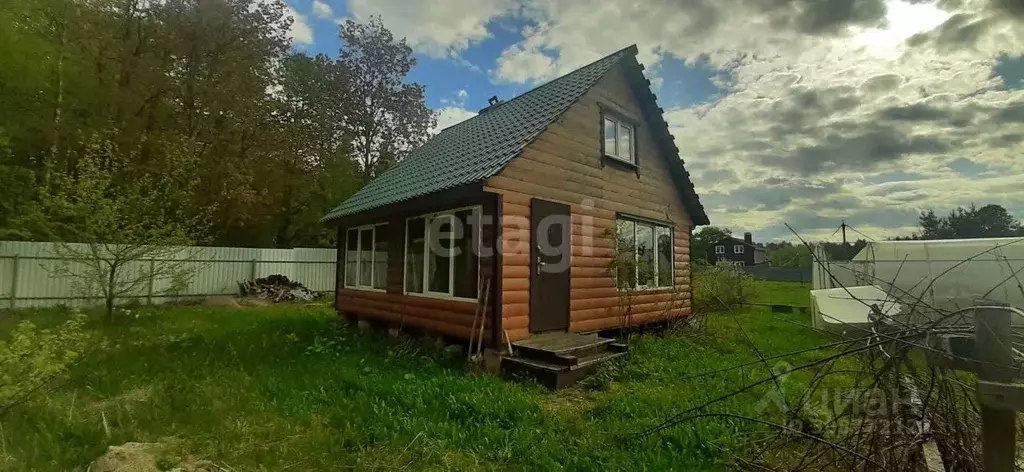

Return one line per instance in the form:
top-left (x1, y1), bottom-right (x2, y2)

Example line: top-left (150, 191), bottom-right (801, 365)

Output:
top-left (636, 232), bottom-right (1024, 471)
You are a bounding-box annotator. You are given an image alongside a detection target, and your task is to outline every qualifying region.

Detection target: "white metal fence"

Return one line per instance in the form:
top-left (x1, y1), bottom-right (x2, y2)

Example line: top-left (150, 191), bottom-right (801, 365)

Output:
top-left (0, 241), bottom-right (337, 309)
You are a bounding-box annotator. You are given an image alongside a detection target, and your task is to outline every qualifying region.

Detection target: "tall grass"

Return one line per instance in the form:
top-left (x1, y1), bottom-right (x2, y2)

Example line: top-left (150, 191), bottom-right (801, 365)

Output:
top-left (0, 303), bottom-right (837, 471)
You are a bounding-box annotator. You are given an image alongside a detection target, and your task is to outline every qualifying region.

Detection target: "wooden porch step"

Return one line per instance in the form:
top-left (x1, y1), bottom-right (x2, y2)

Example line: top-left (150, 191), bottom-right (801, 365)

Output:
top-left (511, 332), bottom-right (617, 366)
top-left (501, 332), bottom-right (629, 388)
top-left (501, 350), bottom-right (627, 389)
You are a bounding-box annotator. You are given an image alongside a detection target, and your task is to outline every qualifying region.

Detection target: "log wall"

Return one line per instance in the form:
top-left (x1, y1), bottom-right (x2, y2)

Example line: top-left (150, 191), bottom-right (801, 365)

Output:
top-left (485, 62), bottom-right (693, 340)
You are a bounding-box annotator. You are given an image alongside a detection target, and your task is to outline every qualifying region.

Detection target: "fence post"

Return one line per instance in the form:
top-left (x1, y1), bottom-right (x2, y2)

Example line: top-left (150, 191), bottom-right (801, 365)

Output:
top-left (975, 301), bottom-right (1014, 472)
top-left (250, 258), bottom-right (258, 282)
top-left (146, 258), bottom-right (155, 305)
top-left (8, 255), bottom-right (18, 309)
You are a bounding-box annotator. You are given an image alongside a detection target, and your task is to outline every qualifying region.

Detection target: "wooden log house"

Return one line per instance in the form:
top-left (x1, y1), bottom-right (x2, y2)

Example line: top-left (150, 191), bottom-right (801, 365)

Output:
top-left (322, 45), bottom-right (710, 386)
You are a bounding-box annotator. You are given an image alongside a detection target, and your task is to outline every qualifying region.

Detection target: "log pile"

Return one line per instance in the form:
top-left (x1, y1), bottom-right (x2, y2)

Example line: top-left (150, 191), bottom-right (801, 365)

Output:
top-left (238, 274), bottom-right (320, 302)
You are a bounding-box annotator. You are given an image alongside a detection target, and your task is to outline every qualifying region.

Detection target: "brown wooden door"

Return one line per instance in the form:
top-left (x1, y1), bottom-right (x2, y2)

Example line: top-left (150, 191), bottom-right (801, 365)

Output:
top-left (530, 198), bottom-right (571, 332)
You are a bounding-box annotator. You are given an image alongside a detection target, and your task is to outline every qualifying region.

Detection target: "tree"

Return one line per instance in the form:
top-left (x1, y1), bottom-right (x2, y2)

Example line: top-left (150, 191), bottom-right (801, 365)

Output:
top-left (338, 16), bottom-right (435, 179)
top-left (919, 210), bottom-right (942, 239)
top-left (691, 226), bottom-right (732, 264)
top-left (0, 131), bottom-right (37, 240)
top-left (917, 204), bottom-right (1024, 240)
top-left (15, 133), bottom-right (209, 319)
top-left (272, 52), bottom-right (362, 247)
top-left (767, 243), bottom-right (813, 268)
top-left (0, 2), bottom-right (431, 250)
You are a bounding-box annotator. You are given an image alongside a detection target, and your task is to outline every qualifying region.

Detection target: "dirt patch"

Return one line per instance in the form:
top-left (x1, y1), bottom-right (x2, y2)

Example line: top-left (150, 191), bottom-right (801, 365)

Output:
top-left (538, 389), bottom-right (595, 414)
top-left (202, 296), bottom-right (241, 308)
top-left (89, 442), bottom-right (163, 472)
top-left (87, 441), bottom-right (218, 472)
top-left (85, 385), bottom-right (156, 415)
top-left (235, 297), bottom-right (272, 307)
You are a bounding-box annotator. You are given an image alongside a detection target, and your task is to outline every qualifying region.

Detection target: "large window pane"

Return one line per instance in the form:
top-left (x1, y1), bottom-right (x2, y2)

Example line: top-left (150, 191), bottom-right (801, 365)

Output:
top-left (636, 223), bottom-right (655, 287)
top-left (616, 219), bottom-right (635, 289)
top-left (604, 117), bottom-right (617, 156)
top-left (619, 123), bottom-right (633, 162)
top-left (345, 229), bottom-right (358, 286)
top-left (427, 216), bottom-right (452, 294)
top-left (359, 228), bottom-right (373, 286)
top-left (656, 226), bottom-right (673, 287)
top-left (452, 209), bottom-right (479, 299)
top-left (373, 225), bottom-right (388, 289)
top-left (405, 218), bottom-right (425, 293)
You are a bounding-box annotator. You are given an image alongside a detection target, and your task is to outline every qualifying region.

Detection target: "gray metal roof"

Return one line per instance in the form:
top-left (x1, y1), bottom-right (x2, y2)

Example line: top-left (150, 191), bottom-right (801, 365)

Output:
top-left (321, 45), bottom-right (639, 222)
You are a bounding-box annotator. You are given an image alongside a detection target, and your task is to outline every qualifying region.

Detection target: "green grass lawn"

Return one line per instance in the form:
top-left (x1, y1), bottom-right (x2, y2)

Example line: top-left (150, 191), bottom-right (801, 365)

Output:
top-left (1, 303), bottom-right (843, 471)
top-left (750, 280), bottom-right (811, 307)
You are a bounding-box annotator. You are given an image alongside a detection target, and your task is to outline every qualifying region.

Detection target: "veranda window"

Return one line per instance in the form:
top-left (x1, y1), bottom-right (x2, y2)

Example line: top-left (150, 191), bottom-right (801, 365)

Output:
top-left (405, 207), bottom-right (481, 300)
top-left (344, 223), bottom-right (388, 290)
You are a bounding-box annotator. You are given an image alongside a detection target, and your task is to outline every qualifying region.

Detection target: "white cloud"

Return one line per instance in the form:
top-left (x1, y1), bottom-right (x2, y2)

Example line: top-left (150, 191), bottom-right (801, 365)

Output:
top-left (440, 89), bottom-right (470, 108)
top-left (252, 0), bottom-right (314, 45)
top-left (851, 0), bottom-right (951, 58)
top-left (479, 0), bottom-right (1024, 239)
top-left (312, 0), bottom-right (334, 19)
top-left (432, 107), bottom-right (477, 133)
top-left (346, 0), bottom-right (516, 58)
top-left (492, 39), bottom-right (557, 84)
top-left (332, 0), bottom-right (1024, 238)
top-left (285, 6), bottom-right (314, 44)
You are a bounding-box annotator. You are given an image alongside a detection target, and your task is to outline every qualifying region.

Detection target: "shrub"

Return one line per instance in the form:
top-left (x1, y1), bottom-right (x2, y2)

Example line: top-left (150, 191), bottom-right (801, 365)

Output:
top-left (0, 311), bottom-right (90, 414)
top-left (692, 262), bottom-right (758, 313)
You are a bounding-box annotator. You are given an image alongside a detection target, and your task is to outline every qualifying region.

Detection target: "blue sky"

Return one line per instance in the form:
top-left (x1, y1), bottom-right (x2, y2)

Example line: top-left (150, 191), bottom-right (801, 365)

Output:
top-left (295, 4), bottom-right (522, 111)
top-left (281, 0), bottom-right (1024, 242)
top-left (290, 1), bottom-right (724, 113)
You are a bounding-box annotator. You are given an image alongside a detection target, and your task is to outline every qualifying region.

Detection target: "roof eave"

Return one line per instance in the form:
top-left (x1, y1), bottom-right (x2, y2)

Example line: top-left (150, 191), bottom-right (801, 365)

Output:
top-left (618, 55), bottom-right (710, 226)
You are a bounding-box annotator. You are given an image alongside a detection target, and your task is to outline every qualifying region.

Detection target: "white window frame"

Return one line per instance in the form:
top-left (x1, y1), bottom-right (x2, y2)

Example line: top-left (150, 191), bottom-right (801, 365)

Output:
top-left (734, 244), bottom-right (745, 254)
top-left (715, 245), bottom-right (726, 255)
top-left (403, 205), bottom-right (483, 302)
top-left (344, 223), bottom-right (387, 292)
top-left (603, 114), bottom-right (636, 164)
top-left (616, 217), bottom-right (674, 291)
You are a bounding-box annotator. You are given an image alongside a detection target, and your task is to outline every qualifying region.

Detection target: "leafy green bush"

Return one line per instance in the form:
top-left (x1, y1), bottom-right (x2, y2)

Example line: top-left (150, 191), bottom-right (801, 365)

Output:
top-left (692, 262), bottom-right (758, 313)
top-left (0, 311), bottom-right (89, 414)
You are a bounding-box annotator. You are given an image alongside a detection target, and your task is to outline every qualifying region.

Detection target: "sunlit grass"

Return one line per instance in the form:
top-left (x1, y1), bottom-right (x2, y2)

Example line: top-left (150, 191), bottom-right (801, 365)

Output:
top-left (1, 303), bottom-right (842, 470)
top-left (751, 280), bottom-right (812, 307)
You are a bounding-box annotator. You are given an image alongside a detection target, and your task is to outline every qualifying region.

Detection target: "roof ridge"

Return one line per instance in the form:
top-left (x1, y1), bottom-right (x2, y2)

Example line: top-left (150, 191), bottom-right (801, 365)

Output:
top-left (437, 44), bottom-right (638, 135)
top-left (321, 44), bottom-right (644, 223)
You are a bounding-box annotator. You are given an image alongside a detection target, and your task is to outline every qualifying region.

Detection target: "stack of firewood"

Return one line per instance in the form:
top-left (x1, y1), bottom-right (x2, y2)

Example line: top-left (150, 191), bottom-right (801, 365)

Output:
top-left (238, 274), bottom-right (319, 302)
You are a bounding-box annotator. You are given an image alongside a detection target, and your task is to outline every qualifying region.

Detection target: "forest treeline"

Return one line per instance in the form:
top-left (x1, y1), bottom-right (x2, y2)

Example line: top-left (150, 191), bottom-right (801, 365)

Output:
top-left (0, 0), bottom-right (434, 248)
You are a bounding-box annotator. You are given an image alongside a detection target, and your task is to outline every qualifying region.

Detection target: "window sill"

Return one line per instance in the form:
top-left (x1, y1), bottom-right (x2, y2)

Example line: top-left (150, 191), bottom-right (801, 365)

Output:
top-left (342, 286), bottom-right (387, 293)
top-left (602, 154), bottom-right (638, 170)
top-left (404, 291), bottom-right (478, 303)
top-left (618, 286), bottom-right (678, 294)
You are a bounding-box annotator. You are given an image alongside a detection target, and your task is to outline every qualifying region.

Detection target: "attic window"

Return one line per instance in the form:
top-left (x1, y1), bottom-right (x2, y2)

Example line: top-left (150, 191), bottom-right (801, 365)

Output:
top-left (602, 114), bottom-right (635, 164)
